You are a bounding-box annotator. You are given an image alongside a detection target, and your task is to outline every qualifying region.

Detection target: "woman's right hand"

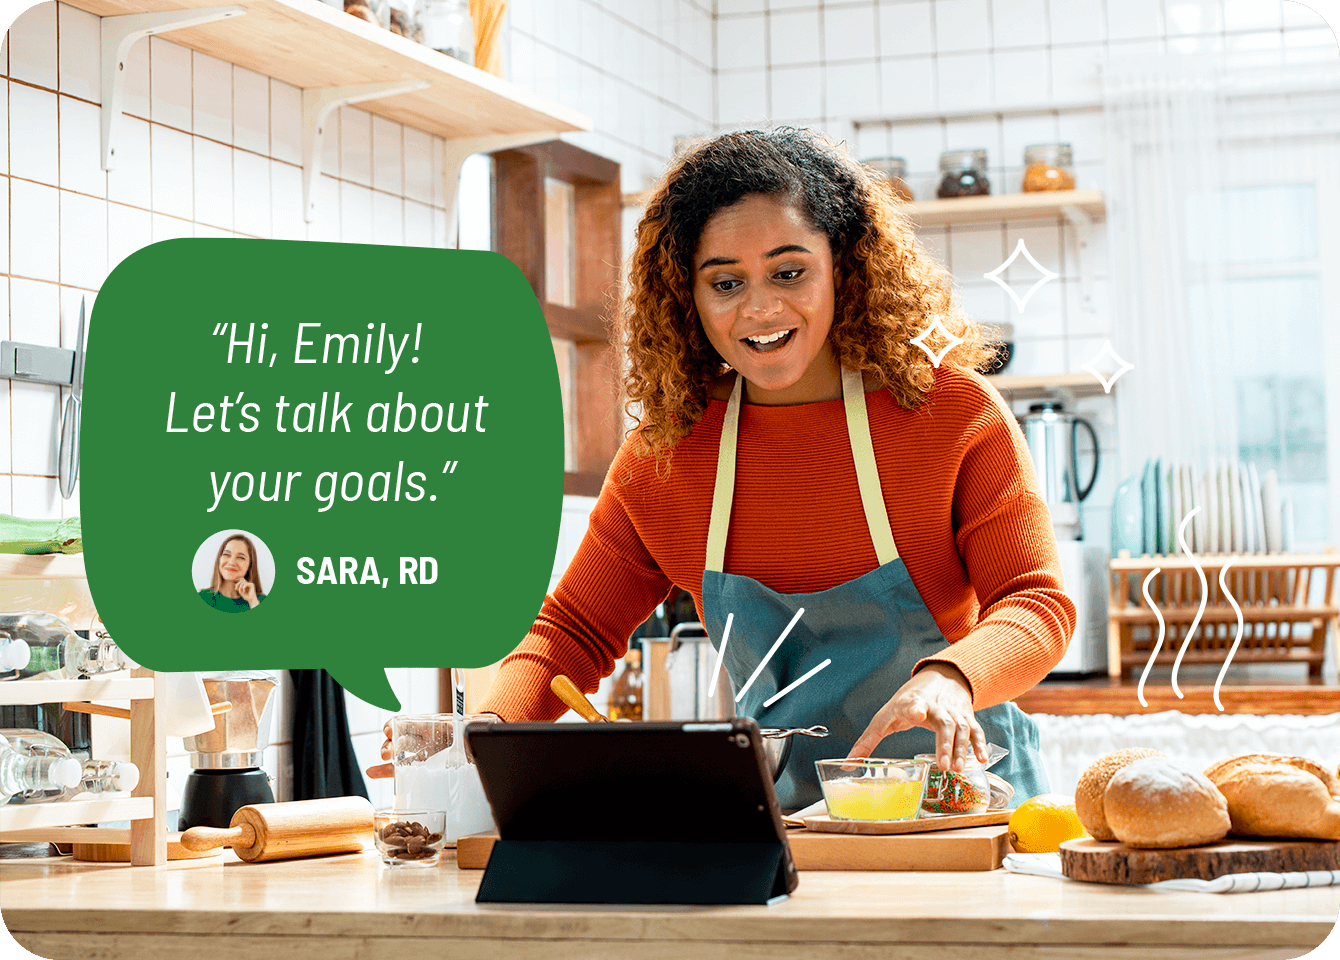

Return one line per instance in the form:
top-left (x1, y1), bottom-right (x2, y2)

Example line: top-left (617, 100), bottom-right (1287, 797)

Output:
top-left (365, 719), bottom-right (394, 779)
top-left (363, 713), bottom-right (504, 780)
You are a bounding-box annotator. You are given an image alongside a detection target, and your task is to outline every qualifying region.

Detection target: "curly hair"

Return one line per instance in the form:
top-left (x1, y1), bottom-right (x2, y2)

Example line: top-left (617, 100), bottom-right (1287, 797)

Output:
top-left (618, 127), bottom-right (998, 460)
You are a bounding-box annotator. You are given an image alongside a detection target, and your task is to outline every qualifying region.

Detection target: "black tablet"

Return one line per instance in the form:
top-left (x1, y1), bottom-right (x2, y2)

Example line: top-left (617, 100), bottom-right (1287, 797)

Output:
top-left (465, 718), bottom-right (798, 905)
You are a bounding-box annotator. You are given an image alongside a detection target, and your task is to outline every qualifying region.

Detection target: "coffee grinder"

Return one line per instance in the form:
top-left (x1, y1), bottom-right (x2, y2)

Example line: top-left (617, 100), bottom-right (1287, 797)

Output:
top-left (179, 671), bottom-right (278, 830)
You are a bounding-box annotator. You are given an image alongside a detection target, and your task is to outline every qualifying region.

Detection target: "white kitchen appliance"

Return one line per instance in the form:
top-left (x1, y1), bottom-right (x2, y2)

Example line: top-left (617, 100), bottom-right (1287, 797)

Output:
top-left (1049, 541), bottom-right (1109, 676)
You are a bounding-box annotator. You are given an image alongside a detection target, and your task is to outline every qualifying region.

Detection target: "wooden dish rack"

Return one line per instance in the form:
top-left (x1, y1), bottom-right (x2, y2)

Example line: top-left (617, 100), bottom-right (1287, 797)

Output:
top-left (0, 554), bottom-right (167, 865)
top-left (1107, 551), bottom-right (1340, 682)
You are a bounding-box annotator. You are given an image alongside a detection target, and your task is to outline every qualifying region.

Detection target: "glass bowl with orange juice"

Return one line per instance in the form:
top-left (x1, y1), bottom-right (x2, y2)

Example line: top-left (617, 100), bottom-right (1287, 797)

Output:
top-left (814, 758), bottom-right (931, 821)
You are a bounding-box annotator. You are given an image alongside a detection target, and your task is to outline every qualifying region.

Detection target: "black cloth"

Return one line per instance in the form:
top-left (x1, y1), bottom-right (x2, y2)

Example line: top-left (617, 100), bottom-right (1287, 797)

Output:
top-left (289, 669), bottom-right (369, 801)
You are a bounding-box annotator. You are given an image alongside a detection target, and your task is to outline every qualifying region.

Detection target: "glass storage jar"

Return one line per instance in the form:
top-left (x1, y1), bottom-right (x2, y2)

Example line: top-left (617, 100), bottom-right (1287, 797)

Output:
top-left (915, 753), bottom-right (991, 816)
top-left (1022, 143), bottom-right (1076, 192)
top-left (937, 149), bottom-right (991, 198)
top-left (420, 0), bottom-right (474, 63)
top-left (866, 157), bottom-right (914, 202)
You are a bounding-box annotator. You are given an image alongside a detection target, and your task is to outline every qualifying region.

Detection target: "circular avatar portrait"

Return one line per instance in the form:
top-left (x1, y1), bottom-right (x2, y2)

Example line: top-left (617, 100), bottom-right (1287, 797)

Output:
top-left (193, 530), bottom-right (274, 613)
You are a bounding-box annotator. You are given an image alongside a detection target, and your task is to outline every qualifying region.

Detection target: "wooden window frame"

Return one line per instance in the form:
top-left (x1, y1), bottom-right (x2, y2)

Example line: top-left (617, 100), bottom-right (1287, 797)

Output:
top-left (492, 140), bottom-right (623, 497)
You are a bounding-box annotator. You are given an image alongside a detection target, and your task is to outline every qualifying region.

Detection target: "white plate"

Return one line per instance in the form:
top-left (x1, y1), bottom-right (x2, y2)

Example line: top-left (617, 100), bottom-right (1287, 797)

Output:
top-left (1217, 460), bottom-right (1232, 555)
top-left (1228, 460), bottom-right (1245, 554)
top-left (1261, 469), bottom-right (1282, 554)
top-left (1204, 469), bottom-right (1218, 555)
top-left (1248, 463), bottom-right (1265, 557)
top-left (1169, 461), bottom-right (1184, 553)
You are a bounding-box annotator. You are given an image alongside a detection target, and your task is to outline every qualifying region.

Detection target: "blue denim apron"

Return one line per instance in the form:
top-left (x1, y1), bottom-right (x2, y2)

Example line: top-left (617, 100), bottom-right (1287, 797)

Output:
top-left (700, 368), bottom-right (1050, 812)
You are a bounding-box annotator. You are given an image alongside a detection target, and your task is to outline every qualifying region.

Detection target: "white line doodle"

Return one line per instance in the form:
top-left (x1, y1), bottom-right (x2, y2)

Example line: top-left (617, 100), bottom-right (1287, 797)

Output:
top-left (1080, 340), bottom-right (1134, 394)
top-left (735, 606), bottom-right (806, 703)
top-left (1170, 507), bottom-right (1208, 700)
top-left (1137, 567), bottom-right (1166, 709)
top-left (763, 658), bottom-right (833, 709)
top-left (983, 238), bottom-right (1059, 312)
top-left (908, 315), bottom-right (963, 368)
top-left (708, 612), bottom-right (733, 703)
top-left (1213, 557), bottom-right (1245, 712)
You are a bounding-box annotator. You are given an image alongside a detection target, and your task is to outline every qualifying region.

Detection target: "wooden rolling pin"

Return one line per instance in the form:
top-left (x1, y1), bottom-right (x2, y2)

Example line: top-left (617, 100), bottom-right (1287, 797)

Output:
top-left (550, 674), bottom-right (607, 722)
top-left (180, 796), bottom-right (374, 863)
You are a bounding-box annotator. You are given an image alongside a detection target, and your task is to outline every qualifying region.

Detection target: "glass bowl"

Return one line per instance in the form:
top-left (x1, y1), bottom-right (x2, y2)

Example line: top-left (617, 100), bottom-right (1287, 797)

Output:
top-left (814, 758), bottom-right (930, 822)
top-left (375, 809), bottom-right (446, 865)
top-left (914, 753), bottom-right (991, 816)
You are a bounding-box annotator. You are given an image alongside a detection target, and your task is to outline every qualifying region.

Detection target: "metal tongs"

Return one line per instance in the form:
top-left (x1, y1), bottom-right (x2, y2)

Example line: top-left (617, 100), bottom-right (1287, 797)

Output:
top-left (57, 298), bottom-right (87, 499)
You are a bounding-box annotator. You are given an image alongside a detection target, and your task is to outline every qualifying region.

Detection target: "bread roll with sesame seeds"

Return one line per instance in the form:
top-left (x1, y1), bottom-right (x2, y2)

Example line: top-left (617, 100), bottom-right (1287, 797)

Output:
top-left (1074, 748), bottom-right (1165, 842)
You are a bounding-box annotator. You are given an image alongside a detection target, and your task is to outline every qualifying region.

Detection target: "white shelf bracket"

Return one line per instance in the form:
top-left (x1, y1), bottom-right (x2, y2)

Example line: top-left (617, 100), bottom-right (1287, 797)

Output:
top-left (101, 6), bottom-right (247, 171)
top-left (302, 81), bottom-right (431, 222)
top-left (1061, 202), bottom-right (1097, 321)
top-left (440, 131), bottom-right (566, 246)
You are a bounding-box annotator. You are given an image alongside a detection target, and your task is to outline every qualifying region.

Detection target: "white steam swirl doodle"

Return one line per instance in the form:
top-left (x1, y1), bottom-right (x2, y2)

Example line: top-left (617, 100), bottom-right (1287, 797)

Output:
top-left (1170, 506), bottom-right (1209, 700)
top-left (1213, 557), bottom-right (1244, 712)
top-left (1136, 567), bottom-right (1165, 708)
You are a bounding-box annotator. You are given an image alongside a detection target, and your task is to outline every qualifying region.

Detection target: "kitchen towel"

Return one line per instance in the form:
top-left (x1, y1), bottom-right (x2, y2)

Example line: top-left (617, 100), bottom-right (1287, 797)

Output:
top-left (1004, 852), bottom-right (1340, 893)
top-left (290, 669), bottom-right (370, 802)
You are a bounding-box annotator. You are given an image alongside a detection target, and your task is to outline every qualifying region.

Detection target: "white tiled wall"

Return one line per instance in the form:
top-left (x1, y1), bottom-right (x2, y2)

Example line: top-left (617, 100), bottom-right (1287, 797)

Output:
top-left (1, 1), bottom-right (460, 803)
top-left (706, 0), bottom-right (1337, 549)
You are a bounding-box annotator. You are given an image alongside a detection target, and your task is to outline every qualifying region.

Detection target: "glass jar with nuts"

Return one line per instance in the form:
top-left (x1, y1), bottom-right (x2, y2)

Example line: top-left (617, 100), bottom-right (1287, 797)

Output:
top-left (375, 809), bottom-right (447, 865)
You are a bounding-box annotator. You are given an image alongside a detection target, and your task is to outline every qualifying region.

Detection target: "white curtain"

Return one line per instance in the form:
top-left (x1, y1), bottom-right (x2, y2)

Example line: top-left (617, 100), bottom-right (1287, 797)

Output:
top-left (1102, 56), bottom-right (1340, 480)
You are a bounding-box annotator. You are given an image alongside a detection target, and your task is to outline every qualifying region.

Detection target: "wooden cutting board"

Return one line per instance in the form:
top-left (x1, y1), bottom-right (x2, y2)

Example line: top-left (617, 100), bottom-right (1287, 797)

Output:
top-left (803, 810), bottom-right (1011, 835)
top-left (73, 832), bottom-right (223, 862)
top-left (458, 826), bottom-right (1009, 872)
top-left (1060, 836), bottom-right (1340, 884)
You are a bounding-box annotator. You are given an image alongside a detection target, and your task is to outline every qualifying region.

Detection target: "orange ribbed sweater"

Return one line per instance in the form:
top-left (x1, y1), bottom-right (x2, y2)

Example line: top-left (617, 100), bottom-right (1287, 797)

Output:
top-left (479, 366), bottom-right (1077, 722)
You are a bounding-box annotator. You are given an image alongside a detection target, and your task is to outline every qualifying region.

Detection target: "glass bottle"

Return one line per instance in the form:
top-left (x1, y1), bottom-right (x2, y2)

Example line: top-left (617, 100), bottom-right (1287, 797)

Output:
top-left (608, 649), bottom-right (644, 722)
top-left (0, 734), bottom-right (82, 803)
top-left (0, 631), bottom-right (31, 674)
top-left (0, 729), bottom-right (139, 803)
top-left (0, 611), bottom-right (128, 680)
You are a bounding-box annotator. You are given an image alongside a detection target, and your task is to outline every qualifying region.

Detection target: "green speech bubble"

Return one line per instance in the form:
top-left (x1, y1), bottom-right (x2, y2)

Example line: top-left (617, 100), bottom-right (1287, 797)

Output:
top-left (81, 240), bottom-right (564, 710)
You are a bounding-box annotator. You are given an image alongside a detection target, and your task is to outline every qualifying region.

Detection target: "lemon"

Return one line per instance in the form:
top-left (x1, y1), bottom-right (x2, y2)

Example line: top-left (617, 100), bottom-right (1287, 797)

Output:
top-left (1008, 794), bottom-right (1088, 853)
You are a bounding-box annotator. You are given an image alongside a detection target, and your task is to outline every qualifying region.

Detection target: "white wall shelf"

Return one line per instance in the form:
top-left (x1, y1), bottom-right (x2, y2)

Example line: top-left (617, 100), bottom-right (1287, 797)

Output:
top-left (909, 190), bottom-right (1105, 227)
top-left (0, 676), bottom-right (155, 706)
top-left (0, 554), bottom-right (88, 580)
top-left (68, 0), bottom-right (592, 223)
top-left (0, 797), bottom-right (154, 832)
top-left (985, 372), bottom-right (1113, 400)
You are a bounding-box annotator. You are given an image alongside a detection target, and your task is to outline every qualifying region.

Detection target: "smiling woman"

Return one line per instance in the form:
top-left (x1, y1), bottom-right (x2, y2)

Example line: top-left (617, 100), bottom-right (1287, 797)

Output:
top-left (473, 128), bottom-right (1077, 812)
top-left (194, 529), bottom-right (273, 613)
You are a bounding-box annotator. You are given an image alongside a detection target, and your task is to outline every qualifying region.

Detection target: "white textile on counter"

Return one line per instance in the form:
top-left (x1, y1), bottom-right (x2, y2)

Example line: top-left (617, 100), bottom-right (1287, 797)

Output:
top-left (1003, 853), bottom-right (1340, 894)
top-left (1028, 711), bottom-right (1340, 796)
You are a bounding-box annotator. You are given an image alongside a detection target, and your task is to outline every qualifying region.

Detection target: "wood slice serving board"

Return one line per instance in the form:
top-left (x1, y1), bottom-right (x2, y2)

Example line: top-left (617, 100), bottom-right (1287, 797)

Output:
top-left (803, 810), bottom-right (1011, 835)
top-left (458, 825), bottom-right (1009, 872)
top-left (1060, 837), bottom-right (1340, 885)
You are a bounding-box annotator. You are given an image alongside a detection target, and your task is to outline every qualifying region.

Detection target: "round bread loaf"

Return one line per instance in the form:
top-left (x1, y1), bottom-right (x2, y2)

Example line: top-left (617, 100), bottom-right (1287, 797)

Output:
top-left (1206, 754), bottom-right (1340, 840)
top-left (1104, 757), bottom-right (1230, 849)
top-left (1074, 748), bottom-right (1165, 841)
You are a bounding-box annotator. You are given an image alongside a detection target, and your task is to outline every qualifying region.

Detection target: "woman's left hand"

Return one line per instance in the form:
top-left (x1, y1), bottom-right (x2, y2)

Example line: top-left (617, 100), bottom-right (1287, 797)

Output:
top-left (847, 662), bottom-right (988, 772)
top-left (236, 579), bottom-right (259, 608)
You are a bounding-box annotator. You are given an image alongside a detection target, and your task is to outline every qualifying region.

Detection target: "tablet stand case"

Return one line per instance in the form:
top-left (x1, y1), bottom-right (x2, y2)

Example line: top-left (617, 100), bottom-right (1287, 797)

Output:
top-left (467, 721), bottom-right (798, 905)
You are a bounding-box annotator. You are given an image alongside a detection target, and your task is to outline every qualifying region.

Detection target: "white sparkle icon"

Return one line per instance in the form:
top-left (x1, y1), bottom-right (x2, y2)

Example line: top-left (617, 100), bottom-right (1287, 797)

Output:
top-left (909, 315), bottom-right (964, 368)
top-left (984, 238), bottom-right (1059, 313)
top-left (1081, 340), bottom-right (1134, 393)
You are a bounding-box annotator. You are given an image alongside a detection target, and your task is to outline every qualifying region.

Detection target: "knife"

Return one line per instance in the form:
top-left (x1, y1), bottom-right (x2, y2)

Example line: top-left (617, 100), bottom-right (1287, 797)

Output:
top-left (57, 298), bottom-right (86, 500)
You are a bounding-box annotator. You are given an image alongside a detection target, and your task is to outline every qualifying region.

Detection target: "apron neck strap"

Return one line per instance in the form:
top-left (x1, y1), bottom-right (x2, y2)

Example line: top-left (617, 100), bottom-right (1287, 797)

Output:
top-left (705, 369), bottom-right (899, 574)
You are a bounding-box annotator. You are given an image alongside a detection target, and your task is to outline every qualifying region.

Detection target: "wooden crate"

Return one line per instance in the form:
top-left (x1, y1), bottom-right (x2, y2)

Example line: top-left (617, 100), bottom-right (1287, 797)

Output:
top-left (1107, 551), bottom-right (1340, 682)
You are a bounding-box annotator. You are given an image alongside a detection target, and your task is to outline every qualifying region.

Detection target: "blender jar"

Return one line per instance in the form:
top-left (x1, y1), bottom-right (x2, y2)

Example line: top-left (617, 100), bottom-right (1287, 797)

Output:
top-left (391, 713), bottom-right (495, 842)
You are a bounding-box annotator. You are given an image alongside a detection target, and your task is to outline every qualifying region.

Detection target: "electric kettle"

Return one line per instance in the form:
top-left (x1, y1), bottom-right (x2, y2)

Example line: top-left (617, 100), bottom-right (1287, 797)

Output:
top-left (1018, 402), bottom-right (1099, 540)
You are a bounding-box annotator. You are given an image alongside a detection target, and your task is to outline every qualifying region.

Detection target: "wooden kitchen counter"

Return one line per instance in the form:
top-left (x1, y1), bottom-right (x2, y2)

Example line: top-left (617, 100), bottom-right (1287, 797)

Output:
top-left (2, 846), bottom-right (1337, 959)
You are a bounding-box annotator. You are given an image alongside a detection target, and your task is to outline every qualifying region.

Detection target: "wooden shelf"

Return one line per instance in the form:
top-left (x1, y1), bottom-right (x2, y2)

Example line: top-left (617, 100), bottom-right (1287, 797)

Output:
top-left (0, 554), bottom-right (87, 580)
top-left (0, 676), bottom-right (154, 706)
top-left (1016, 677), bottom-right (1340, 716)
top-left (0, 797), bottom-right (153, 832)
top-left (909, 190), bottom-right (1105, 226)
top-left (66, 0), bottom-right (589, 141)
top-left (984, 371), bottom-right (1111, 399)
